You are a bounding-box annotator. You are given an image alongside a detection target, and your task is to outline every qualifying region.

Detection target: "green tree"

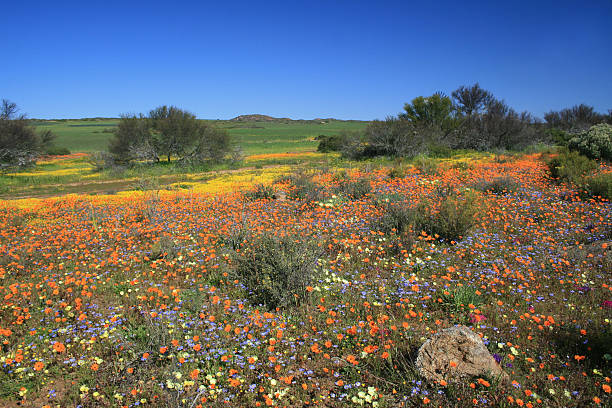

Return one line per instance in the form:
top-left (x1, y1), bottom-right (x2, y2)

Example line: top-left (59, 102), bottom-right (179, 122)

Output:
top-left (108, 114), bottom-right (153, 163)
top-left (400, 93), bottom-right (455, 130)
top-left (149, 106), bottom-right (202, 162)
top-left (0, 99), bottom-right (55, 169)
top-left (109, 105), bottom-right (231, 164)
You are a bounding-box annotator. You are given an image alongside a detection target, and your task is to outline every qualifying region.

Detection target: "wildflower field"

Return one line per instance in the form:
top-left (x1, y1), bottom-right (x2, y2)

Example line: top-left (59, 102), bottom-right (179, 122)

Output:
top-left (0, 154), bottom-right (611, 407)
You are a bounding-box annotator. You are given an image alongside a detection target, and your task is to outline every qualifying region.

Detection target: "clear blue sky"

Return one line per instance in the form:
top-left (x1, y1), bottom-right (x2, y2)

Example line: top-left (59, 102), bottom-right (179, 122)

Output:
top-left (1, 0), bottom-right (611, 120)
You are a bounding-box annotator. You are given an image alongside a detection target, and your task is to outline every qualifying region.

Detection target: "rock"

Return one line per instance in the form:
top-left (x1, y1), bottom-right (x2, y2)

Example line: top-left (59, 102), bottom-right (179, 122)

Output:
top-left (273, 190), bottom-right (287, 201)
top-left (416, 325), bottom-right (509, 385)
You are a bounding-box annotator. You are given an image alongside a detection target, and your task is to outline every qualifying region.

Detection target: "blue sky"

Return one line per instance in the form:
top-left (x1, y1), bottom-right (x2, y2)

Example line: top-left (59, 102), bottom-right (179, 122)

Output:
top-left (1, 0), bottom-right (611, 120)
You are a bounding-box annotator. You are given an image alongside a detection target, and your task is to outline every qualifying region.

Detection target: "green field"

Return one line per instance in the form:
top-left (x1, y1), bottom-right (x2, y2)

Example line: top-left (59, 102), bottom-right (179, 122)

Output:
top-left (33, 118), bottom-right (368, 154)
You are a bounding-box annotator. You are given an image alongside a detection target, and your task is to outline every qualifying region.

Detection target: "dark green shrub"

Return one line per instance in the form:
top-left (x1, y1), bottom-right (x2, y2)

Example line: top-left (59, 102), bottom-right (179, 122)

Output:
top-left (586, 172), bottom-right (612, 200)
top-left (413, 155), bottom-right (439, 175)
top-left (568, 123), bottom-right (612, 161)
top-left (374, 190), bottom-right (478, 243)
top-left (471, 176), bottom-right (519, 195)
top-left (245, 184), bottom-right (275, 201)
top-left (229, 233), bottom-right (322, 310)
top-left (44, 146), bottom-right (71, 156)
top-left (316, 134), bottom-right (346, 153)
top-left (387, 164), bottom-right (408, 179)
top-left (334, 177), bottom-right (372, 200)
top-left (416, 191), bottom-right (478, 243)
top-left (286, 173), bottom-right (325, 202)
top-left (426, 143), bottom-right (454, 158)
top-left (546, 150), bottom-right (598, 185)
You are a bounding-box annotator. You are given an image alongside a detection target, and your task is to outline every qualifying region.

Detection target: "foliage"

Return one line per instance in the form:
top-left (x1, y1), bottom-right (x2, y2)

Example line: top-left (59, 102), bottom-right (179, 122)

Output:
top-left (375, 189), bottom-right (478, 243)
top-left (228, 232), bottom-right (322, 310)
top-left (568, 123), bottom-right (612, 161)
top-left (244, 183), bottom-right (275, 201)
top-left (0, 99), bottom-right (56, 169)
top-left (452, 83), bottom-right (493, 116)
top-left (286, 172), bottom-right (325, 202)
top-left (343, 118), bottom-right (427, 159)
top-left (43, 146), bottom-right (71, 156)
top-left (333, 177), bottom-right (372, 199)
top-left (471, 176), bottom-right (519, 195)
top-left (586, 172), bottom-right (612, 200)
top-left (108, 106), bottom-right (231, 164)
top-left (544, 104), bottom-right (606, 131)
top-left (400, 93), bottom-right (455, 133)
top-left (546, 149), bottom-right (598, 186)
top-left (451, 93), bottom-right (541, 151)
top-left (316, 133), bottom-right (348, 152)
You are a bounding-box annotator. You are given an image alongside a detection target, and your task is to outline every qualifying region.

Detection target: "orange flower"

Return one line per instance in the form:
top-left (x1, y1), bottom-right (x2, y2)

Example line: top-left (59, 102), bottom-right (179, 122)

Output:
top-left (90, 363), bottom-right (99, 371)
top-left (52, 342), bottom-right (65, 353)
top-left (34, 361), bottom-right (44, 371)
top-left (190, 369), bottom-right (199, 379)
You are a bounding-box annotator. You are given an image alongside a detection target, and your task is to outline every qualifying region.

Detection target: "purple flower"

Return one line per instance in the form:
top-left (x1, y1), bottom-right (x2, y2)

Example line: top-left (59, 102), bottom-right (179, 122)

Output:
top-left (493, 353), bottom-right (502, 364)
top-left (603, 300), bottom-right (612, 309)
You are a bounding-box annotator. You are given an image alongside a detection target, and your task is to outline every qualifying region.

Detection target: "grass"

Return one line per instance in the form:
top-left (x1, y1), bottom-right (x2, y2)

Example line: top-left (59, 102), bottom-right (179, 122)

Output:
top-left (33, 118), bottom-right (368, 154)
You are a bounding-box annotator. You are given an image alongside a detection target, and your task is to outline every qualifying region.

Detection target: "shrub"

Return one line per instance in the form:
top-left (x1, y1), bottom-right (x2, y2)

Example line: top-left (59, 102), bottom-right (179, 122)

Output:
top-left (374, 190), bottom-right (478, 243)
top-left (245, 184), bottom-right (275, 201)
top-left (0, 99), bottom-right (55, 169)
top-left (471, 176), bottom-right (519, 195)
top-left (44, 146), bottom-right (71, 156)
top-left (586, 172), bottom-right (612, 200)
top-left (228, 233), bottom-right (323, 310)
top-left (546, 150), bottom-right (598, 185)
top-left (416, 190), bottom-right (479, 243)
top-left (568, 123), bottom-right (612, 161)
top-left (87, 151), bottom-right (116, 172)
top-left (286, 173), bottom-right (325, 202)
top-left (387, 163), bottom-right (408, 179)
top-left (334, 177), bottom-right (372, 200)
top-left (413, 155), bottom-right (439, 175)
top-left (316, 133), bottom-right (346, 153)
top-left (441, 286), bottom-right (484, 323)
top-left (150, 236), bottom-right (178, 260)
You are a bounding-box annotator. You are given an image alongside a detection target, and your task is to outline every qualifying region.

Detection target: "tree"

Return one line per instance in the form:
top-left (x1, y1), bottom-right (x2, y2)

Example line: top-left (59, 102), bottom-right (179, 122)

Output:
top-left (400, 93), bottom-right (455, 131)
top-left (108, 114), bottom-right (153, 163)
top-left (149, 106), bottom-right (202, 162)
top-left (544, 104), bottom-right (602, 131)
top-left (0, 99), bottom-right (55, 169)
top-left (452, 83), bottom-right (493, 116)
top-left (108, 105), bottom-right (231, 164)
top-left (449, 86), bottom-right (540, 151)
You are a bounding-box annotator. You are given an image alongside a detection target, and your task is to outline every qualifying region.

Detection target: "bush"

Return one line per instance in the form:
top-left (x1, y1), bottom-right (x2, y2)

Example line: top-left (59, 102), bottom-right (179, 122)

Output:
top-left (568, 123), bottom-right (612, 161)
top-left (44, 146), bottom-right (71, 156)
top-left (286, 173), bottom-right (325, 203)
top-left (316, 133), bottom-right (346, 153)
top-left (471, 176), bottom-right (519, 195)
top-left (109, 107), bottom-right (232, 164)
top-left (228, 233), bottom-right (322, 310)
top-left (87, 151), bottom-right (116, 172)
top-left (374, 190), bottom-right (478, 243)
top-left (245, 184), bottom-right (275, 201)
top-left (546, 150), bottom-right (598, 185)
top-left (387, 163), bottom-right (408, 179)
top-left (0, 99), bottom-right (55, 169)
top-left (334, 177), bottom-right (372, 200)
top-left (586, 172), bottom-right (612, 200)
top-left (344, 119), bottom-right (427, 160)
top-left (413, 155), bottom-right (439, 175)
top-left (416, 191), bottom-right (478, 243)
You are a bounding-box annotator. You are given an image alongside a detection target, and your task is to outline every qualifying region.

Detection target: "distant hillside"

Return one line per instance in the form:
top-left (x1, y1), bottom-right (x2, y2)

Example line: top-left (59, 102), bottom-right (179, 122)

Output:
top-left (230, 114), bottom-right (291, 122)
